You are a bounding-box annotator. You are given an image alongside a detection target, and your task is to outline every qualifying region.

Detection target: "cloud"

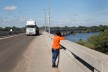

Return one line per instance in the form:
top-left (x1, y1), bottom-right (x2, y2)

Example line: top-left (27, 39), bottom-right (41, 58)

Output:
top-left (4, 5), bottom-right (17, 11)
top-left (0, 17), bottom-right (28, 27)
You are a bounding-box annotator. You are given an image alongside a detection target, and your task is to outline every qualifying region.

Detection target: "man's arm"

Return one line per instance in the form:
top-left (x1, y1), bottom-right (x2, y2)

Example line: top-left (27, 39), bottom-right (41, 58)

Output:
top-left (60, 36), bottom-right (65, 40)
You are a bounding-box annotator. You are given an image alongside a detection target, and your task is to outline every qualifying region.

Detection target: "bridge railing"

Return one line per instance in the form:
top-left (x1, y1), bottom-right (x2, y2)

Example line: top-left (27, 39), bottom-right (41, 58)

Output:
top-left (43, 32), bottom-right (108, 72)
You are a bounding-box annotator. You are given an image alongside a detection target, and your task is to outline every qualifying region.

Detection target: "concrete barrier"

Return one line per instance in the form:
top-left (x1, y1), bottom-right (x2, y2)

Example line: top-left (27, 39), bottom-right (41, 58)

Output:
top-left (43, 32), bottom-right (108, 72)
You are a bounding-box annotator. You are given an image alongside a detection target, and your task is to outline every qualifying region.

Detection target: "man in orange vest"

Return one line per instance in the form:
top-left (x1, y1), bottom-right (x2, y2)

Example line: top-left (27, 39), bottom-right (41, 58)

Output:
top-left (52, 31), bottom-right (65, 68)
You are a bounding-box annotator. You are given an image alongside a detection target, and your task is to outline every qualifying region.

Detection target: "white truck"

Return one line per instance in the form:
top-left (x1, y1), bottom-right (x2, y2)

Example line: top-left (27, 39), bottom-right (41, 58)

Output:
top-left (26, 20), bottom-right (39, 35)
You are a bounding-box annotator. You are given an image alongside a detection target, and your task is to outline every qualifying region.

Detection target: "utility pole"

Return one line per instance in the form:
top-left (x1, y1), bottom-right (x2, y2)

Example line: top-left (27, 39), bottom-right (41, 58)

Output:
top-left (48, 0), bottom-right (51, 33)
top-left (44, 9), bottom-right (47, 31)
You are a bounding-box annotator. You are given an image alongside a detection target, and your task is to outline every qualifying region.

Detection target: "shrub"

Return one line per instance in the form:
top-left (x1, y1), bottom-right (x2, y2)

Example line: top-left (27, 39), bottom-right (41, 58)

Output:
top-left (78, 29), bottom-right (108, 54)
top-left (87, 29), bottom-right (108, 54)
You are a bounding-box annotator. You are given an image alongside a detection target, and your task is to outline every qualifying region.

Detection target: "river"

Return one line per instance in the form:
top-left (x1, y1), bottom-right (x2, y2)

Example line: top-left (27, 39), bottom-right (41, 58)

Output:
top-left (65, 32), bottom-right (99, 42)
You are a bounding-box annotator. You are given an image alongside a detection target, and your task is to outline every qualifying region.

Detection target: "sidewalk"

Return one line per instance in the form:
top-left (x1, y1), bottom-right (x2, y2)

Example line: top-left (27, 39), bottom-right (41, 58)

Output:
top-left (30, 34), bottom-right (60, 72)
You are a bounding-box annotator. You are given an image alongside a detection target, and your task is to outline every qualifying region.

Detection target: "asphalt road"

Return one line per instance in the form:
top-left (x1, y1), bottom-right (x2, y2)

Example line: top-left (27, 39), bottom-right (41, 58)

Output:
top-left (0, 34), bottom-right (36, 72)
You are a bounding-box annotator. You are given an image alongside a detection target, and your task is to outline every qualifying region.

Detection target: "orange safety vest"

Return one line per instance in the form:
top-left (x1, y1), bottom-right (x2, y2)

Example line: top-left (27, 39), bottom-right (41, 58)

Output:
top-left (52, 35), bottom-right (65, 50)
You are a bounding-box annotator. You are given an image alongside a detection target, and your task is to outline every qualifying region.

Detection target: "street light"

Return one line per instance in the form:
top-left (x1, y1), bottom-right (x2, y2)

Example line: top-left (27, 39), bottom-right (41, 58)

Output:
top-left (48, 0), bottom-right (51, 33)
top-left (43, 9), bottom-right (47, 31)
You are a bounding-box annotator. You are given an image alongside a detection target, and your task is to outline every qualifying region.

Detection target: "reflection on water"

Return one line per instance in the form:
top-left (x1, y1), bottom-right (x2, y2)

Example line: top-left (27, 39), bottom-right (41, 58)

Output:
top-left (65, 32), bottom-right (99, 42)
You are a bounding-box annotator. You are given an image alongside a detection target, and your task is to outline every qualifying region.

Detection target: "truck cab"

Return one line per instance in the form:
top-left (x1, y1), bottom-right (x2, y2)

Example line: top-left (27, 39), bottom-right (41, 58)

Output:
top-left (26, 20), bottom-right (39, 35)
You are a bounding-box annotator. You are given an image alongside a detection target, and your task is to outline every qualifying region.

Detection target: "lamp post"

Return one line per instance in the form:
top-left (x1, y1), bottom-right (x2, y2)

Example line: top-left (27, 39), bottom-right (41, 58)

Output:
top-left (48, 0), bottom-right (51, 33)
top-left (44, 9), bottom-right (47, 31)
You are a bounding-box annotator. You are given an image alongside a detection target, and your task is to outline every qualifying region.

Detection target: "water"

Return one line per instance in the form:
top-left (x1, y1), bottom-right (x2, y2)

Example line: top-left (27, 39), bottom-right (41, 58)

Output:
top-left (65, 32), bottom-right (99, 42)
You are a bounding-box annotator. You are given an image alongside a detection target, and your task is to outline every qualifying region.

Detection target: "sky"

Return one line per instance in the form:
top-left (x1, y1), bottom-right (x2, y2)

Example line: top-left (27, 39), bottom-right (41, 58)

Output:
top-left (0, 0), bottom-right (108, 27)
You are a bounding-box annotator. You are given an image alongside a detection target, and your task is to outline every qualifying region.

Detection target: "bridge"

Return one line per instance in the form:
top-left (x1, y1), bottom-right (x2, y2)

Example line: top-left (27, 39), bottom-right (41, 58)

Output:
top-left (0, 31), bottom-right (108, 72)
top-left (50, 28), bottom-right (87, 35)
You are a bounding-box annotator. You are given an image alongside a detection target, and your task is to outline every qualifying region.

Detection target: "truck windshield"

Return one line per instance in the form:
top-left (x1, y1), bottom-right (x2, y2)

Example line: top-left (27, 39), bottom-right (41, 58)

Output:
top-left (26, 25), bottom-right (36, 28)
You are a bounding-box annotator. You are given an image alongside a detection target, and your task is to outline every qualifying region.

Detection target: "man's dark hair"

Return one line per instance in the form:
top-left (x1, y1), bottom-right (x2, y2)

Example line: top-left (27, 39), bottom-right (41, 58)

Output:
top-left (56, 31), bottom-right (61, 37)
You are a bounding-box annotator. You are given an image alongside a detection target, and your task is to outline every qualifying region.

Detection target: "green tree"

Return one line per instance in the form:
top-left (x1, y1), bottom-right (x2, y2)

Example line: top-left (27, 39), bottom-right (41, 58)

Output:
top-left (0, 27), bottom-right (3, 31)
top-left (87, 29), bottom-right (108, 54)
top-left (12, 26), bottom-right (20, 31)
top-left (4, 27), bottom-right (11, 31)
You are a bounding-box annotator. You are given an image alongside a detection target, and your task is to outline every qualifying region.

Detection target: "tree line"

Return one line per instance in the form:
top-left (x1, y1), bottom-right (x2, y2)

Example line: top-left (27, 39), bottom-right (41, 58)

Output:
top-left (40, 25), bottom-right (108, 33)
top-left (0, 26), bottom-right (25, 31)
top-left (50, 25), bottom-right (108, 33)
